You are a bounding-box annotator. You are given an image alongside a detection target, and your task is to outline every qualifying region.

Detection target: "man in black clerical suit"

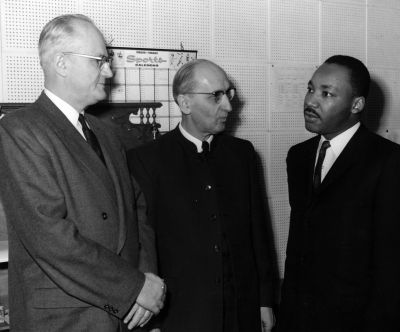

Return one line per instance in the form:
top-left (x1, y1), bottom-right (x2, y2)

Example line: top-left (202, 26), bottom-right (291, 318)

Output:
top-left (277, 55), bottom-right (400, 332)
top-left (127, 59), bottom-right (275, 332)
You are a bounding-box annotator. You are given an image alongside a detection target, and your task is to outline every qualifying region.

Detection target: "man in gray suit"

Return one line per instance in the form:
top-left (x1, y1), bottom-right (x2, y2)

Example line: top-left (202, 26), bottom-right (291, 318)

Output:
top-left (0, 14), bottom-right (165, 331)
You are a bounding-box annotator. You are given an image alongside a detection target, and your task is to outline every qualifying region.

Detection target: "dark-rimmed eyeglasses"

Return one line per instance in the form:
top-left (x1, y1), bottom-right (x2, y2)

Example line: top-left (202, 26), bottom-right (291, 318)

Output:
top-left (62, 52), bottom-right (113, 69)
top-left (185, 87), bottom-right (236, 103)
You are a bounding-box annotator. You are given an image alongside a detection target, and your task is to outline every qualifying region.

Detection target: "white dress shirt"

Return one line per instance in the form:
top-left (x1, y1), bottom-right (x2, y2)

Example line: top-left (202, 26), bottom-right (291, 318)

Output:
top-left (44, 88), bottom-right (86, 139)
top-left (316, 122), bottom-right (360, 182)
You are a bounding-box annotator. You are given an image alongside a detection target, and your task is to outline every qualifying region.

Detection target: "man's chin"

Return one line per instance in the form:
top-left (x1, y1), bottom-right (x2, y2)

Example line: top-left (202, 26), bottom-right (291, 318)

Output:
top-left (95, 90), bottom-right (108, 102)
top-left (305, 122), bottom-right (320, 134)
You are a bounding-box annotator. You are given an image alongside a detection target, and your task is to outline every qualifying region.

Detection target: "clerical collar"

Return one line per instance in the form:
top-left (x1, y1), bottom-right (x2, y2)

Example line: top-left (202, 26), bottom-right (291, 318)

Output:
top-left (179, 122), bottom-right (213, 153)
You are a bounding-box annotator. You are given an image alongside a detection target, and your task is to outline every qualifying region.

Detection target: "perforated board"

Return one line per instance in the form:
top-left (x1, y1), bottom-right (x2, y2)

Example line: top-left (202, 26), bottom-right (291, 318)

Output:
top-left (1, 0), bottom-right (77, 49)
top-left (270, 65), bottom-right (316, 130)
top-left (321, 2), bottom-right (366, 62)
top-left (366, 68), bottom-right (400, 131)
top-left (4, 53), bottom-right (43, 102)
top-left (368, 0), bottom-right (400, 9)
top-left (367, 6), bottom-right (400, 68)
top-left (82, 0), bottom-right (149, 48)
top-left (151, 0), bottom-right (211, 57)
top-left (270, 0), bottom-right (319, 64)
top-left (222, 62), bottom-right (269, 131)
top-left (214, 0), bottom-right (267, 60)
top-left (320, 0), bottom-right (365, 4)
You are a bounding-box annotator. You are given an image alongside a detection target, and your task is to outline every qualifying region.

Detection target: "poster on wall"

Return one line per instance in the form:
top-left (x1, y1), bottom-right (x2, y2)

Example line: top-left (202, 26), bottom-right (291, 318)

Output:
top-left (105, 47), bottom-right (197, 132)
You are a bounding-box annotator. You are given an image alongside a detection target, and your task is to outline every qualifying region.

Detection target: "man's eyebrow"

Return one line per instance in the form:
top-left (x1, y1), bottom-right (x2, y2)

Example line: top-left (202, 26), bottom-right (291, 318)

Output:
top-left (320, 84), bottom-right (335, 90)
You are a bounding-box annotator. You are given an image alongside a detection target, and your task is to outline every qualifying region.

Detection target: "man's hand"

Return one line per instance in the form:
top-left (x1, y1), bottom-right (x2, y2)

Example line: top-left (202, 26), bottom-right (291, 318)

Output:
top-left (124, 302), bottom-right (153, 330)
top-left (136, 272), bottom-right (166, 314)
top-left (261, 306), bottom-right (275, 332)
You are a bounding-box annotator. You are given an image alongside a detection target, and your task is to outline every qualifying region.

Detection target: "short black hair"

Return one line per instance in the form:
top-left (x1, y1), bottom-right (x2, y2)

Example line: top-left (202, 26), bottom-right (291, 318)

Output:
top-left (324, 55), bottom-right (370, 98)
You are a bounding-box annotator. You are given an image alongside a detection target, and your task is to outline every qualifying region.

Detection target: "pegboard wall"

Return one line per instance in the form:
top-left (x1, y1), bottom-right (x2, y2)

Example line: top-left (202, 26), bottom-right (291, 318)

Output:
top-left (1, 0), bottom-right (400, 280)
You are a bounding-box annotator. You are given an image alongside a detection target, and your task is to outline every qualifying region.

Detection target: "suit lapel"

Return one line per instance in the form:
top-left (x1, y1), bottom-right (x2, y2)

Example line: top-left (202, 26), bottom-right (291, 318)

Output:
top-left (306, 137), bottom-right (320, 199)
top-left (317, 126), bottom-right (368, 194)
top-left (36, 93), bottom-right (117, 206)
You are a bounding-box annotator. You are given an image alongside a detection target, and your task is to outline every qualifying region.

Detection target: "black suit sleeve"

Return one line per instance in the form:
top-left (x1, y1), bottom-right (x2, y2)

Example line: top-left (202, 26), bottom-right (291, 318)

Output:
top-left (364, 149), bottom-right (400, 330)
top-left (132, 174), bottom-right (157, 274)
top-left (247, 142), bottom-right (274, 306)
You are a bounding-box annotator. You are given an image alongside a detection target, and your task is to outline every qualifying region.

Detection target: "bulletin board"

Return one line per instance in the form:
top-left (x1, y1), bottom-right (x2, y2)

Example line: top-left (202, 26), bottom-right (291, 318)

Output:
top-left (105, 47), bottom-right (197, 132)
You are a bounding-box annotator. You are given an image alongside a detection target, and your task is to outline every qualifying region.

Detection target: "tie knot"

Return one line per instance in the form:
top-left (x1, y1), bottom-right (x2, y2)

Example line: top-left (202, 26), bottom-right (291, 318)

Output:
top-left (202, 141), bottom-right (210, 154)
top-left (321, 140), bottom-right (330, 151)
top-left (78, 113), bottom-right (87, 126)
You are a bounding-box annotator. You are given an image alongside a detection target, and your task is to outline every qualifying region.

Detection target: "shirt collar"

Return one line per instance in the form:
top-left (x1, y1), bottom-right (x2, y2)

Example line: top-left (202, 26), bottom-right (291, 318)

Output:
top-left (44, 88), bottom-right (82, 127)
top-left (320, 122), bottom-right (360, 157)
top-left (179, 122), bottom-right (213, 153)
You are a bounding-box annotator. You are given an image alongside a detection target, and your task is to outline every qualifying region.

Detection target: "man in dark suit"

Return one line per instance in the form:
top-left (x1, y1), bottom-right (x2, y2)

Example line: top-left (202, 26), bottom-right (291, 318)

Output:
top-left (127, 59), bottom-right (275, 332)
top-left (0, 14), bottom-right (165, 331)
top-left (277, 55), bottom-right (400, 331)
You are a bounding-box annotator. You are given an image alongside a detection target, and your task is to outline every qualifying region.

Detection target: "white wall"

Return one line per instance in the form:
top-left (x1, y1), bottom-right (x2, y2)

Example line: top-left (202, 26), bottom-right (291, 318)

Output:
top-left (1, 0), bottom-right (400, 278)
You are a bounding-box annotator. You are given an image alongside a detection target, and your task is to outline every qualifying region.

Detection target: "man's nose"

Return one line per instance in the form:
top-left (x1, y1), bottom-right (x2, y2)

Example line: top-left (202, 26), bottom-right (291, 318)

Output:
top-left (304, 92), bottom-right (317, 108)
top-left (101, 63), bottom-right (113, 78)
top-left (221, 94), bottom-right (233, 112)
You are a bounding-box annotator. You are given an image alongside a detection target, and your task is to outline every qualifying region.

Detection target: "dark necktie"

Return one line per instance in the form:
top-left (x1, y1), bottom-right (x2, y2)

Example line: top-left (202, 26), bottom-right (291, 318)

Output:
top-left (313, 140), bottom-right (330, 190)
top-left (201, 140), bottom-right (210, 158)
top-left (78, 114), bottom-right (106, 165)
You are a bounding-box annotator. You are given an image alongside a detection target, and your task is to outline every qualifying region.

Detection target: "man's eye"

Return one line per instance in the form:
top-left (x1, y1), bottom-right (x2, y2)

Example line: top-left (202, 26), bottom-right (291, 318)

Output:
top-left (322, 91), bottom-right (333, 97)
top-left (306, 87), bottom-right (313, 93)
top-left (213, 91), bottom-right (224, 102)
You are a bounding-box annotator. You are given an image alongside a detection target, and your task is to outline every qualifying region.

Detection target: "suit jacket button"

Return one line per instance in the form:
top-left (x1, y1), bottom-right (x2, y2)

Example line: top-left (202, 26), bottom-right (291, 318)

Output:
top-left (102, 212), bottom-right (108, 220)
top-left (205, 185), bottom-right (212, 191)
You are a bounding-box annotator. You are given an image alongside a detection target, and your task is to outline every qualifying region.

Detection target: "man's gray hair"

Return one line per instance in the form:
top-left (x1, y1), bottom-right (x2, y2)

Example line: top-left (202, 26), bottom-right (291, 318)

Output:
top-left (38, 14), bottom-right (96, 69)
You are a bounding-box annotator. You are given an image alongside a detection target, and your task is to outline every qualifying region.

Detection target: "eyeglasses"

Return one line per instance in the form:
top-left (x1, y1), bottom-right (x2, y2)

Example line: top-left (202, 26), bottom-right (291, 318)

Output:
top-left (62, 52), bottom-right (113, 69)
top-left (185, 87), bottom-right (236, 103)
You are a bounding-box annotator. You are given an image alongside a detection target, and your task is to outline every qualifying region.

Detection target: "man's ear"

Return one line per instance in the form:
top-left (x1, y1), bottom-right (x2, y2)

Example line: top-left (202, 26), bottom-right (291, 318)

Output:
top-left (177, 94), bottom-right (191, 115)
top-left (55, 53), bottom-right (68, 77)
top-left (351, 96), bottom-right (365, 114)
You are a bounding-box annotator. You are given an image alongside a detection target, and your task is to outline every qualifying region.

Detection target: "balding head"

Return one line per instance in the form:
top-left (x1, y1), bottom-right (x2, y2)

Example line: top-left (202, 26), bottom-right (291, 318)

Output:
top-left (172, 59), bottom-right (229, 104)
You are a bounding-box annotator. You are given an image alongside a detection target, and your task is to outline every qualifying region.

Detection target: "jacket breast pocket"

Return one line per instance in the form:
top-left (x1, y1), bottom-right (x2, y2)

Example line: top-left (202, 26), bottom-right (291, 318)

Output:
top-left (33, 287), bottom-right (92, 308)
